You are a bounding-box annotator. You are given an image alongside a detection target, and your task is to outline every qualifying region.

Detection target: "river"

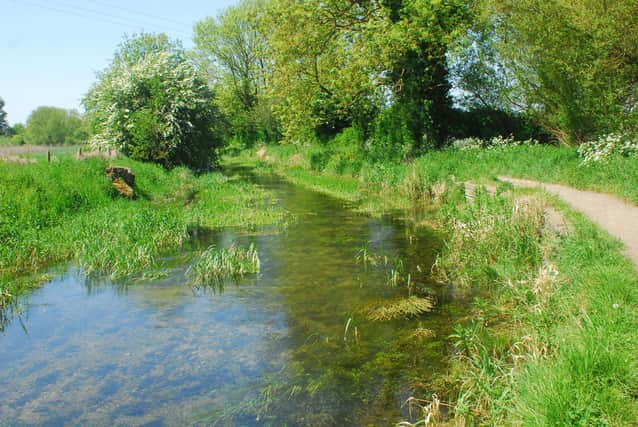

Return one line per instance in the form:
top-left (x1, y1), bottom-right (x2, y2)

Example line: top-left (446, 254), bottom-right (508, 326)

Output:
top-left (0, 170), bottom-right (471, 426)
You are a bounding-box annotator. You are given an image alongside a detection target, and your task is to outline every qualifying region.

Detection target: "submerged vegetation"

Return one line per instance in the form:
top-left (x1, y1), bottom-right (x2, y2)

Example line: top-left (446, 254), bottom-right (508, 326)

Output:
top-left (366, 296), bottom-right (435, 321)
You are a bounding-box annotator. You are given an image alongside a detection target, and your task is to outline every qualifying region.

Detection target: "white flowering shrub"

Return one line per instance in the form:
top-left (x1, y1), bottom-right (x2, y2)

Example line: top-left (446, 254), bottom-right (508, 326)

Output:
top-left (451, 135), bottom-right (537, 151)
top-left (577, 134), bottom-right (638, 163)
top-left (84, 34), bottom-right (223, 170)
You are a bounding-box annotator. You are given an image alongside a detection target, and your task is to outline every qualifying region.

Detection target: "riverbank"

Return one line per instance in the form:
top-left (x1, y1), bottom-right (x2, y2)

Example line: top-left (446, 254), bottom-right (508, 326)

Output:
top-left (232, 145), bottom-right (638, 425)
top-left (0, 155), bottom-right (289, 308)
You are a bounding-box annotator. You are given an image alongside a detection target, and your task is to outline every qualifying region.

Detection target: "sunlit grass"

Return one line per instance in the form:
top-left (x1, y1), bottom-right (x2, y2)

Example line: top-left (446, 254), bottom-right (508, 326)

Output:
top-left (232, 144), bottom-right (638, 425)
top-left (186, 243), bottom-right (260, 287)
top-left (0, 156), bottom-right (288, 305)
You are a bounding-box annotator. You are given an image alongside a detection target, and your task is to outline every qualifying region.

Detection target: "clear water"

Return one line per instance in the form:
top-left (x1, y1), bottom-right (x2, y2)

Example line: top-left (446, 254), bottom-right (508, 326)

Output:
top-left (0, 171), bottom-right (472, 426)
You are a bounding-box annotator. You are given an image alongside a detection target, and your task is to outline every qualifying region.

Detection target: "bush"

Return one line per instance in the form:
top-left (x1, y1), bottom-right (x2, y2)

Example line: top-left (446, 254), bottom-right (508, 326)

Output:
top-left (577, 133), bottom-right (638, 163)
top-left (365, 107), bottom-right (415, 162)
top-left (84, 33), bottom-right (223, 170)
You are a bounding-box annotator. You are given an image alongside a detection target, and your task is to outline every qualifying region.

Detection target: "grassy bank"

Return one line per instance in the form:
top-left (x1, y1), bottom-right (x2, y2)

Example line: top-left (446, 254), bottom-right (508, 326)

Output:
top-left (0, 155), bottom-right (287, 307)
top-left (236, 144), bottom-right (638, 425)
top-left (242, 143), bottom-right (638, 205)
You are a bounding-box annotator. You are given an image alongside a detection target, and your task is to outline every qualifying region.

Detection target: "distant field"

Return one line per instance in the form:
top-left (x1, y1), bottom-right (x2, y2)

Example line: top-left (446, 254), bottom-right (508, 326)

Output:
top-left (0, 145), bottom-right (81, 158)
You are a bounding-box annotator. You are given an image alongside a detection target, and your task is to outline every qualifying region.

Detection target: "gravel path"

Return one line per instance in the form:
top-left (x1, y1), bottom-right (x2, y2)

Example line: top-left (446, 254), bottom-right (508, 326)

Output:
top-left (498, 176), bottom-right (638, 267)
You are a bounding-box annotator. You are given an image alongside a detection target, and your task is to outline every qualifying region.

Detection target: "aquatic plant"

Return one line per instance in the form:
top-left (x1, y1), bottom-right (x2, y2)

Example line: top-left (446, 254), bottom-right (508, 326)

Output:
top-left (366, 296), bottom-right (434, 321)
top-left (186, 243), bottom-right (260, 287)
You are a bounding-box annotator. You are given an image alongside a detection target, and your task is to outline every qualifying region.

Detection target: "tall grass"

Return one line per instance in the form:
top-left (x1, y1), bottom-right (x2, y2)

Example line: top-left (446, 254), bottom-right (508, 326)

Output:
top-left (433, 190), bottom-right (545, 287)
top-left (0, 156), bottom-right (287, 305)
top-left (236, 143), bottom-right (638, 425)
top-left (186, 243), bottom-right (260, 288)
top-left (240, 143), bottom-right (638, 207)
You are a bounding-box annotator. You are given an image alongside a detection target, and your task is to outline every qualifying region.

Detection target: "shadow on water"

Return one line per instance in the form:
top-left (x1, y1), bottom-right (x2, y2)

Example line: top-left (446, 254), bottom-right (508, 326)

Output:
top-left (0, 166), bottom-right (474, 426)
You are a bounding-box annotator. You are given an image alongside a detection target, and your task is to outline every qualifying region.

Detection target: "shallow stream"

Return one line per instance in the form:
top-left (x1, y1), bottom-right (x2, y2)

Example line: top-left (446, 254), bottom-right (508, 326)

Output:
top-left (0, 170), bottom-right (471, 426)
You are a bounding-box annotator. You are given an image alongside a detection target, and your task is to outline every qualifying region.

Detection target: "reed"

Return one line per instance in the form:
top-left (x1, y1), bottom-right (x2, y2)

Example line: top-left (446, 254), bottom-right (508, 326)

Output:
top-left (186, 243), bottom-right (260, 287)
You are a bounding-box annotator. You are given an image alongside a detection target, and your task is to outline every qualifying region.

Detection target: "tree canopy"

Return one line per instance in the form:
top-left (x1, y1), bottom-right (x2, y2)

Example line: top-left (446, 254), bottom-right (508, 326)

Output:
top-left (84, 33), bottom-right (223, 170)
top-left (194, 0), bottom-right (278, 146)
top-left (23, 106), bottom-right (86, 145)
top-left (472, 0), bottom-right (638, 143)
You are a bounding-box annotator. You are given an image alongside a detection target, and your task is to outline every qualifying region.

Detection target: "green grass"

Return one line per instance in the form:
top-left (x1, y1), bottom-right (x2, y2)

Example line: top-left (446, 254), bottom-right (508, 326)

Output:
top-left (233, 143), bottom-right (638, 425)
top-left (239, 143), bottom-right (638, 207)
top-left (507, 209), bottom-right (638, 425)
top-left (186, 243), bottom-right (260, 289)
top-left (0, 155), bottom-right (288, 307)
top-left (410, 145), bottom-right (638, 204)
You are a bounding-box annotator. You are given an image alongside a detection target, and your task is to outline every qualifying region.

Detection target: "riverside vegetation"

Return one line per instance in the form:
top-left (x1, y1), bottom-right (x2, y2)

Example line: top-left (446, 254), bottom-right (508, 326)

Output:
top-left (3, 0), bottom-right (638, 424)
top-left (0, 154), bottom-right (287, 310)
top-left (236, 139), bottom-right (638, 425)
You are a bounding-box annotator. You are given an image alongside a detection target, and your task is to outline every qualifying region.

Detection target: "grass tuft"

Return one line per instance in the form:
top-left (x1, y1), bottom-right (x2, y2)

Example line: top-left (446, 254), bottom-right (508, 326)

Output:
top-left (186, 243), bottom-right (260, 287)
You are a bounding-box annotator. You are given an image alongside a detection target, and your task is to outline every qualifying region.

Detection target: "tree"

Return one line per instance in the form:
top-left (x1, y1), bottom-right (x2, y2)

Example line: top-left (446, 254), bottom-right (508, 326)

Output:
top-left (478, 0), bottom-right (638, 143)
top-left (84, 33), bottom-right (224, 170)
top-left (10, 123), bottom-right (26, 145)
top-left (0, 97), bottom-right (9, 136)
top-left (194, 0), bottom-right (279, 145)
top-left (248, 0), bottom-right (471, 149)
top-left (24, 106), bottom-right (85, 145)
top-left (382, 0), bottom-right (473, 147)
top-left (262, 0), bottom-right (395, 141)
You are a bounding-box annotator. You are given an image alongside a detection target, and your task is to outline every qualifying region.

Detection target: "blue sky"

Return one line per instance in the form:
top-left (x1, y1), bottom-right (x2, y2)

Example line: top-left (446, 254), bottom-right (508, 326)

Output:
top-left (1, 0), bottom-right (236, 125)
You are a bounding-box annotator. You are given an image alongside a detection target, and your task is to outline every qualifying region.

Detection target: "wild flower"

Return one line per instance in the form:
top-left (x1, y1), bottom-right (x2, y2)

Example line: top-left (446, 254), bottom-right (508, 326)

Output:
top-left (451, 135), bottom-right (538, 151)
top-left (577, 133), bottom-right (638, 163)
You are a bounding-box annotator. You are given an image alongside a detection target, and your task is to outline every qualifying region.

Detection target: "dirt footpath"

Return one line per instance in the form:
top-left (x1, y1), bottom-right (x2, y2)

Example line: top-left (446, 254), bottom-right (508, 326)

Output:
top-left (498, 176), bottom-right (638, 267)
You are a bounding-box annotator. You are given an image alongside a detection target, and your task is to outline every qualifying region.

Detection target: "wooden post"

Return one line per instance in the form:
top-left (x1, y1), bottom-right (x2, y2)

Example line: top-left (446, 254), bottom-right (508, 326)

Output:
top-left (79, 147), bottom-right (82, 157)
top-left (47, 150), bottom-right (51, 162)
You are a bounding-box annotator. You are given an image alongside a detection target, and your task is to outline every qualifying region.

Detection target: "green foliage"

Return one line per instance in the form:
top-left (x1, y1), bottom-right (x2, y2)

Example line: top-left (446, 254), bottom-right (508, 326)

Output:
top-left (194, 0), bottom-right (279, 146)
top-left (262, 0), bottom-right (395, 141)
top-left (84, 33), bottom-right (223, 170)
top-left (10, 123), bottom-right (26, 145)
top-left (0, 97), bottom-right (8, 136)
top-left (385, 0), bottom-right (473, 146)
top-left (23, 106), bottom-right (86, 145)
top-left (478, 0), bottom-right (638, 143)
top-left (365, 106), bottom-right (415, 162)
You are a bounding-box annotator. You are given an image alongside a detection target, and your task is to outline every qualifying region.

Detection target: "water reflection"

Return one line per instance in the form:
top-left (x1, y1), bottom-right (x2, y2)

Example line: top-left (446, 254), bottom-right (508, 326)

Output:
top-left (0, 172), bottom-right (469, 426)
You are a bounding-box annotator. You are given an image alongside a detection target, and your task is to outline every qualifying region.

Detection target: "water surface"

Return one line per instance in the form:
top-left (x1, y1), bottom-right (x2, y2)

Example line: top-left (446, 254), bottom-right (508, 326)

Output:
top-left (0, 171), bottom-right (470, 426)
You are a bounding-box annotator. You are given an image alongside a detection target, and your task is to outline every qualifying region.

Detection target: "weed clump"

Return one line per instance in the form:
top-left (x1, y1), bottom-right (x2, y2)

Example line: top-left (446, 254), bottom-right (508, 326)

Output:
top-left (186, 243), bottom-right (260, 287)
top-left (433, 190), bottom-right (545, 287)
top-left (366, 296), bottom-right (434, 321)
